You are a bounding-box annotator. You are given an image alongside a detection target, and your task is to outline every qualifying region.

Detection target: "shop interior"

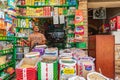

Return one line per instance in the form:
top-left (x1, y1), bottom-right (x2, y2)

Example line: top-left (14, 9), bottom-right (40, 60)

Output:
top-left (0, 0), bottom-right (120, 80)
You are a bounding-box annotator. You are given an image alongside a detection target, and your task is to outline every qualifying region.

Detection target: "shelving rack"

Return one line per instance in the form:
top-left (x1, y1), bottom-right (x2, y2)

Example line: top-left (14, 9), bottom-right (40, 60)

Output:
top-left (16, 0), bottom-right (79, 49)
top-left (0, 36), bottom-right (16, 80)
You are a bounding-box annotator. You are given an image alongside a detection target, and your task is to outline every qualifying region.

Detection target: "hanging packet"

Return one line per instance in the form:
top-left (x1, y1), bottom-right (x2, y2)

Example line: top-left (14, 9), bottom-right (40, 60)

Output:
top-left (75, 10), bottom-right (84, 26)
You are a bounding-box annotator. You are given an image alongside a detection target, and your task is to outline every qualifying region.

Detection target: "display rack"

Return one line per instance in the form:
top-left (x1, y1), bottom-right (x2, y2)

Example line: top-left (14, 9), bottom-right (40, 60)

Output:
top-left (0, 36), bottom-right (16, 80)
top-left (16, 0), bottom-right (78, 49)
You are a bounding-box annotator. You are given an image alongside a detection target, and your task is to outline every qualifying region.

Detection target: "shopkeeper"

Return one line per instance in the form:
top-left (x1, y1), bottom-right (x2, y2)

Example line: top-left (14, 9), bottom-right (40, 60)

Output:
top-left (21, 24), bottom-right (46, 51)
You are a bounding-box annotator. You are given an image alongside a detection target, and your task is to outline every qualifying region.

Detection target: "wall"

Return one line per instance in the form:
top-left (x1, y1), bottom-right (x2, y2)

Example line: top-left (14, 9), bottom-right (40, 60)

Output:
top-left (88, 0), bottom-right (120, 2)
top-left (79, 0), bottom-right (88, 48)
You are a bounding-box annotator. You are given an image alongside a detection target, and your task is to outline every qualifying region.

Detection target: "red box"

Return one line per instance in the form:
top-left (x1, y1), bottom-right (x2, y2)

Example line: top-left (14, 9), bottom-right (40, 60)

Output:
top-left (110, 16), bottom-right (120, 31)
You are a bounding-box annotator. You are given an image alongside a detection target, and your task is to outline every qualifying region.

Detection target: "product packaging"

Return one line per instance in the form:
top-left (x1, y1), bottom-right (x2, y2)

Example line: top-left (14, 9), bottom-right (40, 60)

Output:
top-left (75, 10), bottom-right (84, 26)
top-left (38, 56), bottom-right (58, 80)
top-left (77, 57), bottom-right (95, 78)
top-left (32, 47), bottom-right (45, 56)
top-left (74, 26), bottom-right (84, 35)
top-left (59, 59), bottom-right (77, 80)
top-left (110, 16), bottom-right (120, 31)
top-left (45, 48), bottom-right (58, 56)
top-left (16, 58), bottom-right (39, 80)
top-left (25, 52), bottom-right (40, 58)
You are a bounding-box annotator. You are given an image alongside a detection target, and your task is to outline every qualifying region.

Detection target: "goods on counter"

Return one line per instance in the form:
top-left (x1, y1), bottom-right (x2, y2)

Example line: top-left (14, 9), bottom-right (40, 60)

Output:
top-left (32, 47), bottom-right (45, 56)
top-left (59, 48), bottom-right (87, 60)
top-left (25, 52), bottom-right (40, 58)
top-left (41, 56), bottom-right (57, 63)
top-left (60, 49), bottom-right (72, 58)
top-left (77, 57), bottom-right (95, 78)
top-left (68, 76), bottom-right (86, 80)
top-left (71, 48), bottom-right (87, 60)
top-left (38, 56), bottom-right (58, 80)
top-left (35, 45), bottom-right (47, 48)
top-left (16, 58), bottom-right (39, 68)
top-left (16, 58), bottom-right (39, 80)
top-left (87, 72), bottom-right (109, 80)
top-left (45, 47), bottom-right (58, 56)
top-left (59, 59), bottom-right (77, 80)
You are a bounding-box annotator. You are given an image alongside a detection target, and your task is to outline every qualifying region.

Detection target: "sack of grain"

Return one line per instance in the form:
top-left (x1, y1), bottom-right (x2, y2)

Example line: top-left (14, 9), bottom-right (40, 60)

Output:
top-left (77, 57), bottom-right (95, 78)
top-left (59, 59), bottom-right (77, 80)
top-left (38, 56), bottom-right (58, 80)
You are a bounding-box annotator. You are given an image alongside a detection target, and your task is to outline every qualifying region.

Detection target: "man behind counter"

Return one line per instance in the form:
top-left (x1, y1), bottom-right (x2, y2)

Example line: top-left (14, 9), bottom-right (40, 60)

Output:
top-left (21, 25), bottom-right (46, 51)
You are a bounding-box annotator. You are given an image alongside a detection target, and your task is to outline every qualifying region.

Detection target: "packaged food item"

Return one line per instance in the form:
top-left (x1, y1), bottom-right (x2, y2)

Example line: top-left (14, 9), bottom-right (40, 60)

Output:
top-left (71, 48), bottom-right (87, 60)
top-left (54, 7), bottom-right (58, 16)
top-left (75, 10), bottom-right (84, 26)
top-left (0, 56), bottom-right (6, 65)
top-left (32, 47), bottom-right (45, 56)
top-left (74, 34), bottom-right (83, 42)
top-left (38, 56), bottom-right (58, 80)
top-left (77, 57), bottom-right (95, 78)
top-left (87, 72), bottom-right (109, 80)
top-left (59, 49), bottom-right (72, 58)
top-left (25, 52), bottom-right (40, 58)
top-left (74, 26), bottom-right (84, 35)
top-left (45, 47), bottom-right (58, 56)
top-left (59, 59), bottom-right (77, 80)
top-left (16, 58), bottom-right (39, 80)
top-left (110, 16), bottom-right (120, 31)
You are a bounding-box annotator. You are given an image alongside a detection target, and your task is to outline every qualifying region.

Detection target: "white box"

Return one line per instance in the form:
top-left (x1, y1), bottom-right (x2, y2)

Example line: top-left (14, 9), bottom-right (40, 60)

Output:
top-left (111, 31), bottom-right (120, 44)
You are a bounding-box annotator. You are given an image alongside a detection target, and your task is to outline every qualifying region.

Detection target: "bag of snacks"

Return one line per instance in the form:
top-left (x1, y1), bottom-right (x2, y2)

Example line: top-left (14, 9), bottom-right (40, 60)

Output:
top-left (77, 57), bottom-right (95, 78)
top-left (87, 72), bottom-right (109, 80)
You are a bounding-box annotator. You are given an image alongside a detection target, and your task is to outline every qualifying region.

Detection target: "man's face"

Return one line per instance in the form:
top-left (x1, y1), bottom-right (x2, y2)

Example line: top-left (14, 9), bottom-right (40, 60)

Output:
top-left (33, 26), bottom-right (39, 32)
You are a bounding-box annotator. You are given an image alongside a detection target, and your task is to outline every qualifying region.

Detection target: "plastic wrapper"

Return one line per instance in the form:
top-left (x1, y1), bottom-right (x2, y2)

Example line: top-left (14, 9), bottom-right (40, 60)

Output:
top-left (38, 56), bottom-right (58, 80)
top-left (59, 59), bottom-right (77, 80)
top-left (45, 47), bottom-right (58, 56)
top-left (77, 57), bottom-right (95, 78)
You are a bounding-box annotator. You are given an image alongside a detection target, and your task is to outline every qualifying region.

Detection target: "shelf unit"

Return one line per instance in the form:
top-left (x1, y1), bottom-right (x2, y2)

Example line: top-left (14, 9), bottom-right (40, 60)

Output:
top-left (16, 15), bottom-right (75, 19)
top-left (17, 4), bottom-right (77, 8)
top-left (16, 0), bottom-right (78, 49)
top-left (0, 36), bottom-right (16, 80)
